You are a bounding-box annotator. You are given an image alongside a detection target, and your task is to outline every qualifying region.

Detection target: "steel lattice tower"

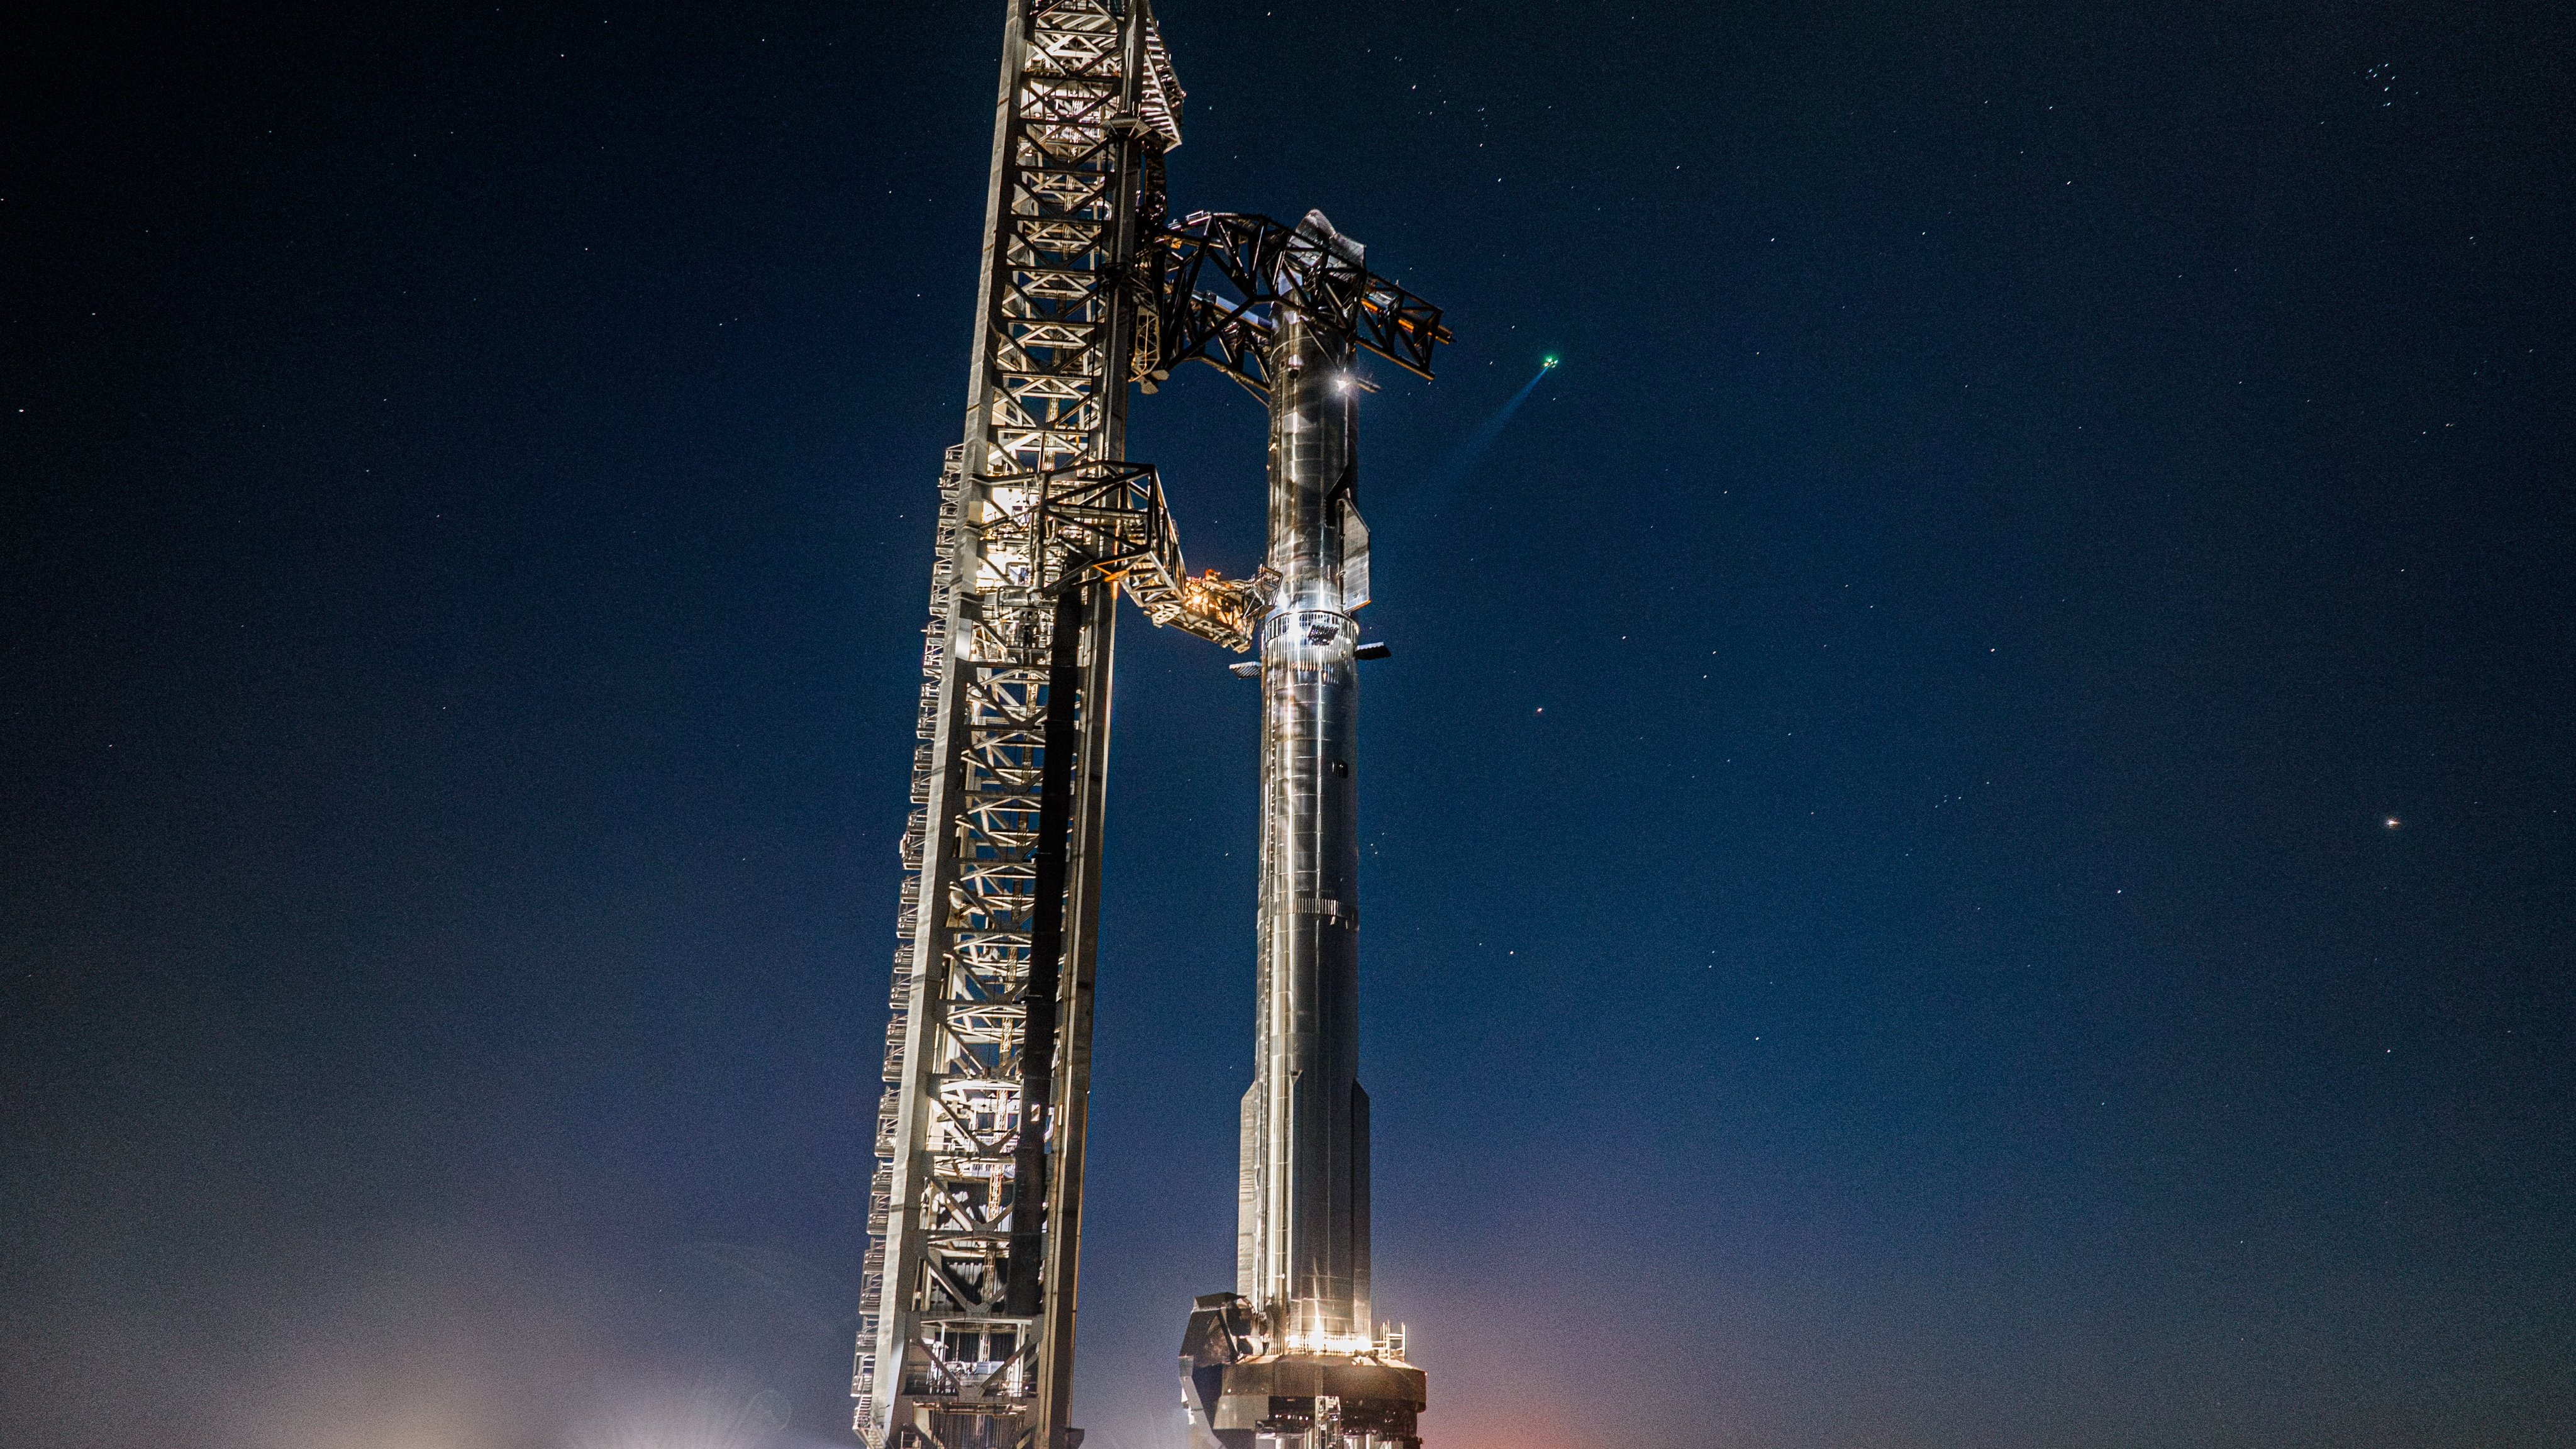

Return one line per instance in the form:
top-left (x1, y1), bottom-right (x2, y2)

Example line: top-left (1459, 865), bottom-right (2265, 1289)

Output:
top-left (855, 8), bottom-right (1447, 1449)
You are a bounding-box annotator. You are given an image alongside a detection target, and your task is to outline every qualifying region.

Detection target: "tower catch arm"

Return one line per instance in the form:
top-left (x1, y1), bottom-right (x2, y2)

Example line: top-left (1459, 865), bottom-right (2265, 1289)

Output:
top-left (1136, 211), bottom-right (1452, 395)
top-left (979, 460), bottom-right (1274, 651)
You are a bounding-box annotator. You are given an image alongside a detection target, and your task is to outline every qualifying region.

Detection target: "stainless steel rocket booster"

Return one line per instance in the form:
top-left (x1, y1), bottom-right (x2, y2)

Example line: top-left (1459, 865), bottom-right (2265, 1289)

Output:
top-left (1245, 301), bottom-right (1369, 1342)
top-left (1182, 214), bottom-right (1426, 1449)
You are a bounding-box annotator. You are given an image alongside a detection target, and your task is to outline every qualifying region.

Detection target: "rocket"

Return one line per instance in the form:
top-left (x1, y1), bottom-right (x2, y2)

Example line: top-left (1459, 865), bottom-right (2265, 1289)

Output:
top-left (1182, 213), bottom-right (1426, 1449)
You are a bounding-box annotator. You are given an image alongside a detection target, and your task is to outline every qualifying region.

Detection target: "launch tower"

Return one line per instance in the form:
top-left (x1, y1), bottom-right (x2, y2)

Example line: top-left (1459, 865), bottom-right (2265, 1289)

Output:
top-left (854, 8), bottom-right (1445, 1449)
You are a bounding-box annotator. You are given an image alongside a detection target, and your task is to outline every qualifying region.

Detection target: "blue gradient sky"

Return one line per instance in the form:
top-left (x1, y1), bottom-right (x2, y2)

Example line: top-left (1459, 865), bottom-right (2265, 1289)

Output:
top-left (6, 3), bottom-right (2572, 1447)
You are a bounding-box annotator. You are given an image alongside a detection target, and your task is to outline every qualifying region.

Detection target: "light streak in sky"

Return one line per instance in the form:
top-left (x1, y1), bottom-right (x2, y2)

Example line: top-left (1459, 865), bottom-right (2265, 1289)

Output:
top-left (1438, 358), bottom-right (1557, 490)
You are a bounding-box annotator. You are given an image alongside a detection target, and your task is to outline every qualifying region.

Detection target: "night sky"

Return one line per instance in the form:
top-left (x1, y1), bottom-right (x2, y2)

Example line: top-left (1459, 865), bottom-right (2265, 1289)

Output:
top-left (7, 3), bottom-right (2573, 1447)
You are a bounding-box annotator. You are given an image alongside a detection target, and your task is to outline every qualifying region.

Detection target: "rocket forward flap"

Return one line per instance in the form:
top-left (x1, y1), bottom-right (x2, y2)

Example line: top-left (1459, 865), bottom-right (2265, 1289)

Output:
top-left (1339, 496), bottom-right (1371, 609)
top-left (1297, 208), bottom-right (1366, 268)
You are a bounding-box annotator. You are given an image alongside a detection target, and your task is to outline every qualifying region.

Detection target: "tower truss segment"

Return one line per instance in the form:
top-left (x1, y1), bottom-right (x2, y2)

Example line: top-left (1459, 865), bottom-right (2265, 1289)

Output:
top-left (855, 4), bottom-right (1179, 1448)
